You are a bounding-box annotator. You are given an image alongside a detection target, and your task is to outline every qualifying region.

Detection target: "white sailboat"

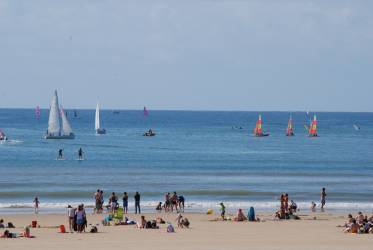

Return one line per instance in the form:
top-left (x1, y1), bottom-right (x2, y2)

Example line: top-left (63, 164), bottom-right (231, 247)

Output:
top-left (44, 90), bottom-right (75, 139)
top-left (95, 102), bottom-right (106, 134)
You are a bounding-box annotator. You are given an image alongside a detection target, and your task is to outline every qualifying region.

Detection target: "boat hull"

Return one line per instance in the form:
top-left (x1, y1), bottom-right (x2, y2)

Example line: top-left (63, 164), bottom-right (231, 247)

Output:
top-left (96, 129), bottom-right (106, 135)
top-left (44, 133), bottom-right (75, 139)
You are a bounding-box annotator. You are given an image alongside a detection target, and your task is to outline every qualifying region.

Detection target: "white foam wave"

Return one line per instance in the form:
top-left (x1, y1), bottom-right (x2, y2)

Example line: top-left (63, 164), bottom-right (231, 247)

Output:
top-left (1, 201), bottom-right (373, 211)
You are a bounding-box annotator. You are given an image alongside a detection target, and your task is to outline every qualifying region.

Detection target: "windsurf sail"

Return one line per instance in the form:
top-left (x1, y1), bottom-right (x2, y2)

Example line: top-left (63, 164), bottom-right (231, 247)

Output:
top-left (286, 115), bottom-right (294, 136)
top-left (95, 103), bottom-right (100, 131)
top-left (35, 106), bottom-right (41, 119)
top-left (308, 115), bottom-right (318, 137)
top-left (253, 115), bottom-right (264, 136)
top-left (143, 106), bottom-right (148, 117)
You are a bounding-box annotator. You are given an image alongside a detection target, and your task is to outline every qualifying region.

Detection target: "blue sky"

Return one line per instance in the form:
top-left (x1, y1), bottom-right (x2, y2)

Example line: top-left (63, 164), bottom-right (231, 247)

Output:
top-left (0, 0), bottom-right (372, 111)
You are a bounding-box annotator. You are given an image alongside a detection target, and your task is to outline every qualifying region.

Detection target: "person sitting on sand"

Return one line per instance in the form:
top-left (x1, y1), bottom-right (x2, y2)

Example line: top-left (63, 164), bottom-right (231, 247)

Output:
top-left (356, 212), bottom-right (365, 224)
top-left (344, 219), bottom-right (359, 233)
top-left (1, 230), bottom-right (14, 238)
top-left (176, 213), bottom-right (183, 227)
top-left (181, 218), bottom-right (190, 228)
top-left (233, 209), bottom-right (247, 222)
top-left (0, 219), bottom-right (4, 228)
top-left (311, 201), bottom-right (316, 212)
top-left (289, 200), bottom-right (297, 213)
top-left (156, 202), bottom-right (162, 212)
top-left (137, 216), bottom-right (147, 229)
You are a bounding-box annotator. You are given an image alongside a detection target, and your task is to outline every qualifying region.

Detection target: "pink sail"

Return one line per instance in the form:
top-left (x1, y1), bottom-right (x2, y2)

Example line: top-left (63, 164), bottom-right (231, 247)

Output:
top-left (35, 105), bottom-right (41, 119)
top-left (143, 107), bottom-right (148, 117)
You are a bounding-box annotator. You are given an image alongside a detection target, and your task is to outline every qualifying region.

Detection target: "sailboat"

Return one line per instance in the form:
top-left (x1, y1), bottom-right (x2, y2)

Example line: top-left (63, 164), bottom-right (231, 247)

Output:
top-left (286, 115), bottom-right (295, 136)
top-left (44, 90), bottom-right (75, 139)
top-left (95, 102), bottom-right (106, 134)
top-left (253, 115), bottom-right (269, 137)
top-left (143, 106), bottom-right (148, 118)
top-left (0, 129), bottom-right (7, 141)
top-left (308, 115), bottom-right (318, 137)
top-left (35, 106), bottom-right (41, 119)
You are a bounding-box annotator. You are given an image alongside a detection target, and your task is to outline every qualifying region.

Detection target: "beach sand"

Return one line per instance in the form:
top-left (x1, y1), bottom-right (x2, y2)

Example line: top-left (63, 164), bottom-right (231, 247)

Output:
top-left (0, 212), bottom-right (371, 250)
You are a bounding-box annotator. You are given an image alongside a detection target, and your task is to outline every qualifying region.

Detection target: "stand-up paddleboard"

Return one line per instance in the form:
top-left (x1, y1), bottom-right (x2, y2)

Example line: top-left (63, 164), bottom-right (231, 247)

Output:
top-left (76, 158), bottom-right (85, 161)
top-left (55, 158), bottom-right (66, 161)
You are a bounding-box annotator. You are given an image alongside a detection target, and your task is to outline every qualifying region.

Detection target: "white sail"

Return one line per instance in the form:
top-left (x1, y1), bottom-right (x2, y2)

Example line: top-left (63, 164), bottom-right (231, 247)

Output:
top-left (95, 102), bottom-right (100, 131)
top-left (60, 106), bottom-right (73, 135)
top-left (47, 90), bottom-right (61, 136)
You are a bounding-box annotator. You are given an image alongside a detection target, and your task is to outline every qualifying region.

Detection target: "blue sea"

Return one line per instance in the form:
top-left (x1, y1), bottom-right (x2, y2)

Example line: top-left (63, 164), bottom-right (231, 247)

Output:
top-left (0, 109), bottom-right (373, 214)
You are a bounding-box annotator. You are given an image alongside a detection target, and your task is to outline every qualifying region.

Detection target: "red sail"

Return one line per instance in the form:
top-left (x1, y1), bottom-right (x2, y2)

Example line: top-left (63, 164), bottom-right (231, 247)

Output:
top-left (309, 115), bottom-right (318, 137)
top-left (286, 116), bottom-right (294, 136)
top-left (253, 115), bottom-right (263, 136)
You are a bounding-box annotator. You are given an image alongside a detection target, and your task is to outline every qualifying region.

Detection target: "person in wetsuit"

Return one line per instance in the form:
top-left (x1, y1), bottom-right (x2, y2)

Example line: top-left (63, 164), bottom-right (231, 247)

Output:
top-left (78, 147), bottom-right (83, 160)
top-left (58, 149), bottom-right (63, 159)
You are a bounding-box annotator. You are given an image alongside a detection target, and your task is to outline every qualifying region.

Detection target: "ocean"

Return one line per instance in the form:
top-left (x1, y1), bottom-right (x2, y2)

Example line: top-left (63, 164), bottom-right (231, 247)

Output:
top-left (0, 109), bottom-right (373, 214)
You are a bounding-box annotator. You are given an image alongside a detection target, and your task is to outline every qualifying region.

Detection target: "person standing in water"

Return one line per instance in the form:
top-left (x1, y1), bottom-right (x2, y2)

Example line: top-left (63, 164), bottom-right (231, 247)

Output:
top-left (33, 197), bottom-right (40, 214)
top-left (78, 147), bottom-right (84, 160)
top-left (58, 149), bottom-right (63, 159)
top-left (321, 187), bottom-right (327, 211)
top-left (134, 191), bottom-right (141, 214)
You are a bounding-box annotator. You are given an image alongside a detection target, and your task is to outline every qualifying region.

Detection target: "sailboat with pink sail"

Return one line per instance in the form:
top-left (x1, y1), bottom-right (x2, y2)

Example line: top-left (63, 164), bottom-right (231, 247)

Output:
top-left (253, 115), bottom-right (269, 137)
top-left (142, 106), bottom-right (156, 136)
top-left (35, 106), bottom-right (41, 119)
top-left (286, 115), bottom-right (295, 136)
top-left (308, 115), bottom-right (318, 137)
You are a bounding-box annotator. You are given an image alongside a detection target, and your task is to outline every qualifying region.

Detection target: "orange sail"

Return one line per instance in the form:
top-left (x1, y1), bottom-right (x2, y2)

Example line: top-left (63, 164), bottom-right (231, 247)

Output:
top-left (253, 115), bottom-right (269, 136)
top-left (308, 115), bottom-right (318, 137)
top-left (286, 116), bottom-right (294, 136)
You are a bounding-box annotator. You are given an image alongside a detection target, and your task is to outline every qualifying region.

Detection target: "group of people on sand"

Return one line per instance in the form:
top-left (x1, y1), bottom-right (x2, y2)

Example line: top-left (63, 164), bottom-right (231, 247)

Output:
top-left (94, 190), bottom-right (142, 214)
top-left (155, 192), bottom-right (185, 213)
top-left (67, 204), bottom-right (87, 233)
top-left (274, 193), bottom-right (299, 220)
top-left (341, 212), bottom-right (373, 234)
top-left (0, 219), bottom-right (33, 238)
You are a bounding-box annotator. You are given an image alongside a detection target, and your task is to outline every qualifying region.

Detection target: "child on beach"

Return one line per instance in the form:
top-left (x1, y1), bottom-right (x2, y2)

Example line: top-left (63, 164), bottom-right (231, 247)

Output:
top-left (220, 202), bottom-right (226, 220)
top-left (33, 197), bottom-right (40, 214)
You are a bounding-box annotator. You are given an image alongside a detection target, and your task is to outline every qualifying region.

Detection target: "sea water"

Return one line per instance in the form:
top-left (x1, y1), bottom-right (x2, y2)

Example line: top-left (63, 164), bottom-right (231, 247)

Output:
top-left (0, 109), bottom-right (372, 214)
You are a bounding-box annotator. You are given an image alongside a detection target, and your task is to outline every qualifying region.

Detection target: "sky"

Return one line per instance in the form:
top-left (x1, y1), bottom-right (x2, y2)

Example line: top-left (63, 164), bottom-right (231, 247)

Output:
top-left (0, 0), bottom-right (372, 111)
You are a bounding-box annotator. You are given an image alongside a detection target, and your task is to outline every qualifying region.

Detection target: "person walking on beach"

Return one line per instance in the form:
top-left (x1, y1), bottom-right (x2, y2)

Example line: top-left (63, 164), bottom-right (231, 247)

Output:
top-left (67, 205), bottom-right (75, 233)
top-left (94, 189), bottom-right (100, 214)
top-left (33, 197), bottom-right (40, 214)
top-left (321, 187), bottom-right (327, 211)
top-left (122, 192), bottom-right (128, 214)
top-left (220, 202), bottom-right (226, 220)
top-left (134, 191), bottom-right (141, 214)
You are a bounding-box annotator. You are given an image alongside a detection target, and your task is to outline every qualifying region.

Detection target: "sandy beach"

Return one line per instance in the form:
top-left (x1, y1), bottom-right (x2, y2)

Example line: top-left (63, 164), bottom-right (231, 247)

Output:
top-left (1, 211), bottom-right (372, 250)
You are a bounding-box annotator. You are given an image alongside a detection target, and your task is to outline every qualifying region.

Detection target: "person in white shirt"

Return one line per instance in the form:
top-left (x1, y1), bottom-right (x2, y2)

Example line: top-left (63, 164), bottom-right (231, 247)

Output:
top-left (67, 205), bottom-right (75, 233)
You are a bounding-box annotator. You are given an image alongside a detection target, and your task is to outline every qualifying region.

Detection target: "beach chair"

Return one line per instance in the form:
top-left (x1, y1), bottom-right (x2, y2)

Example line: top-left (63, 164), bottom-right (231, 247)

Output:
top-left (113, 207), bottom-right (124, 223)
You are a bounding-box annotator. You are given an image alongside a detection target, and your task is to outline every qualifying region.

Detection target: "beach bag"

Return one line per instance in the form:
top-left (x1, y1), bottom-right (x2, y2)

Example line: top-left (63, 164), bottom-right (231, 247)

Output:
top-left (167, 224), bottom-right (175, 233)
top-left (248, 207), bottom-right (255, 222)
top-left (59, 225), bottom-right (66, 233)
